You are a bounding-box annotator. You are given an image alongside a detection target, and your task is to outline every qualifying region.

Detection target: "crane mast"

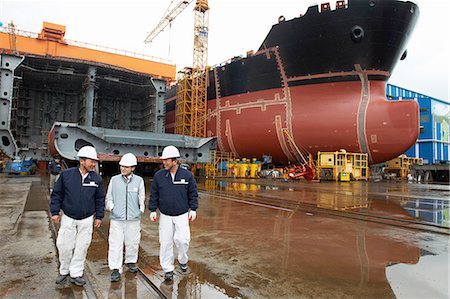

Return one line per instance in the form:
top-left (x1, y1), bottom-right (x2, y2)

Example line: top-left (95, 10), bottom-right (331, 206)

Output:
top-left (175, 0), bottom-right (209, 137)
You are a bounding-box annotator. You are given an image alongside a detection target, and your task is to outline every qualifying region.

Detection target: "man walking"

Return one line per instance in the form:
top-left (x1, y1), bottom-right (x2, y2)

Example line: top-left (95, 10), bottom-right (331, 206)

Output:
top-left (48, 157), bottom-right (62, 193)
top-left (149, 145), bottom-right (198, 281)
top-left (50, 146), bottom-right (105, 286)
top-left (106, 153), bottom-right (145, 282)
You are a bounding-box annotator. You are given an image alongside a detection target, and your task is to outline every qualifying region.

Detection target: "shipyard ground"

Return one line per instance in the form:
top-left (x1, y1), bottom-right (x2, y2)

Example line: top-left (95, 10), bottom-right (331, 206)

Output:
top-left (0, 175), bottom-right (448, 299)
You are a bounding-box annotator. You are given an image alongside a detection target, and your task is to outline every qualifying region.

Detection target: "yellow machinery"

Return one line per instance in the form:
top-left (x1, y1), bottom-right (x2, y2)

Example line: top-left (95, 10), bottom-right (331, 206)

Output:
top-left (206, 154), bottom-right (262, 179)
top-left (237, 158), bottom-right (250, 178)
top-left (0, 159), bottom-right (5, 172)
top-left (205, 150), bottom-right (235, 178)
top-left (227, 159), bottom-right (239, 178)
top-left (385, 155), bottom-right (423, 179)
top-left (249, 158), bottom-right (261, 178)
top-left (317, 150), bottom-right (368, 181)
top-left (340, 172), bottom-right (351, 181)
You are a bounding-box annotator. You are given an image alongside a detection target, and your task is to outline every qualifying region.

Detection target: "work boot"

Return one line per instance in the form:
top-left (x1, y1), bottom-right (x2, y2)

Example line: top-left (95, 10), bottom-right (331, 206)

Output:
top-left (164, 271), bottom-right (174, 281)
top-left (126, 263), bottom-right (138, 273)
top-left (111, 269), bottom-right (120, 282)
top-left (70, 275), bottom-right (86, 286)
top-left (180, 263), bottom-right (188, 273)
top-left (55, 274), bottom-right (68, 284)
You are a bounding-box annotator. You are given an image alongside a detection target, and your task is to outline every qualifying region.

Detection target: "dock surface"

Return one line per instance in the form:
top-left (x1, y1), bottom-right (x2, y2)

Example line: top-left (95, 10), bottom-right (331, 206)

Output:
top-left (0, 175), bottom-right (448, 298)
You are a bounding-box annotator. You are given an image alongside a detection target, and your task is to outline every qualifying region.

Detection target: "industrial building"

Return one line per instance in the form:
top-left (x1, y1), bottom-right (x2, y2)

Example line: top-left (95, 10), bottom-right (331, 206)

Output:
top-left (387, 83), bottom-right (450, 164)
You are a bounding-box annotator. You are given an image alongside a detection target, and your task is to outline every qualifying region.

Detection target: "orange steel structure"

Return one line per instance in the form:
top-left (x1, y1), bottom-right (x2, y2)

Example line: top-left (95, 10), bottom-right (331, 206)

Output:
top-left (0, 22), bottom-right (176, 80)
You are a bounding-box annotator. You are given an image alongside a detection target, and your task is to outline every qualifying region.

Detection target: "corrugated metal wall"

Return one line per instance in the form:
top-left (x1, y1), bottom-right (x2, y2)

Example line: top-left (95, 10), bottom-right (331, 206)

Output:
top-left (387, 84), bottom-right (450, 164)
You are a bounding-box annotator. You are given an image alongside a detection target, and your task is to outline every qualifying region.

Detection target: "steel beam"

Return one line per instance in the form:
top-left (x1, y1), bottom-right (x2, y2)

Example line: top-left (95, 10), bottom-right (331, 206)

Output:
top-left (49, 122), bottom-right (216, 163)
top-left (83, 66), bottom-right (96, 127)
top-left (152, 78), bottom-right (166, 133)
top-left (0, 54), bottom-right (24, 158)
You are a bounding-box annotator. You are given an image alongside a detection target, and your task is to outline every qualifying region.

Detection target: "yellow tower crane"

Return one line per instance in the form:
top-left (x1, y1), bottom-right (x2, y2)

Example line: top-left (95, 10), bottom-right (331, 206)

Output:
top-left (187, 0), bottom-right (209, 138)
top-left (144, 1), bottom-right (193, 44)
top-left (174, 0), bottom-right (209, 138)
top-left (144, 0), bottom-right (209, 138)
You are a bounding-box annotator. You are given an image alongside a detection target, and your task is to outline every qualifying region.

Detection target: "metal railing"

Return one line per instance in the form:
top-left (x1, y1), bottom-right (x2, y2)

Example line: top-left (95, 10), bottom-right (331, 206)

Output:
top-left (0, 27), bottom-right (172, 64)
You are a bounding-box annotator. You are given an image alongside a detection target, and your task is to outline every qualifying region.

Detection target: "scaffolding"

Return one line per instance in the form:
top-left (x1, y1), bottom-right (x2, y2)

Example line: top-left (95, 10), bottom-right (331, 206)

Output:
top-left (317, 150), bottom-right (369, 181)
top-left (175, 68), bottom-right (194, 136)
top-left (175, 0), bottom-right (209, 138)
top-left (205, 150), bottom-right (235, 178)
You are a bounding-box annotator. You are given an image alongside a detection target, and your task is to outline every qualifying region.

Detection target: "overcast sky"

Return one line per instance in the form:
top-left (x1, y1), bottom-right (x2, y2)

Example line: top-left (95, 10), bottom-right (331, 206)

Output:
top-left (1, 0), bottom-right (448, 101)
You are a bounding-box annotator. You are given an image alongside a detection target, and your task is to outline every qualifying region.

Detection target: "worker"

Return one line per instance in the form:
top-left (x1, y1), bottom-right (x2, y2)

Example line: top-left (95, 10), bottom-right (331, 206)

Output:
top-left (106, 153), bottom-right (145, 282)
top-left (48, 157), bottom-right (62, 192)
top-left (149, 145), bottom-right (198, 281)
top-left (50, 146), bottom-right (105, 286)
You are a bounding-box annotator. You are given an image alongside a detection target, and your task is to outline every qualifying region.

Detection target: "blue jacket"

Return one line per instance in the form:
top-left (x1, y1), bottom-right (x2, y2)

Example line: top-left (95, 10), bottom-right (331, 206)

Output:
top-left (149, 167), bottom-right (198, 216)
top-left (50, 167), bottom-right (105, 220)
top-left (48, 161), bottom-right (62, 175)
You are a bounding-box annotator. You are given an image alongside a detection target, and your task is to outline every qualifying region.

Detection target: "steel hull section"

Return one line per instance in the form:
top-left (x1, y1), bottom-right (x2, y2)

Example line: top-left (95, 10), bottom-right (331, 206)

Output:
top-left (48, 122), bottom-right (216, 163)
top-left (166, 81), bottom-right (418, 164)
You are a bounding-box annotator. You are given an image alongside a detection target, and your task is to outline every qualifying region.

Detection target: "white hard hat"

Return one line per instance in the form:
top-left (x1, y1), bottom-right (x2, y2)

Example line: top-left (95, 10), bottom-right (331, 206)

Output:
top-left (77, 146), bottom-right (98, 160)
top-left (119, 153), bottom-right (137, 166)
top-left (161, 145), bottom-right (180, 159)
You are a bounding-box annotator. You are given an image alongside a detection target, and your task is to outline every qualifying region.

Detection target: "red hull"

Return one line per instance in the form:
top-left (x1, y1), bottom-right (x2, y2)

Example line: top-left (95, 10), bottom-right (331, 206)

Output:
top-left (166, 81), bottom-right (418, 164)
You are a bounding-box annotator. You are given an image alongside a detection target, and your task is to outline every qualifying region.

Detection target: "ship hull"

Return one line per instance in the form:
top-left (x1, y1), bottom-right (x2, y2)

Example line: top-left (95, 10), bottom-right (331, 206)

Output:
top-left (167, 80), bottom-right (418, 164)
top-left (165, 0), bottom-right (420, 164)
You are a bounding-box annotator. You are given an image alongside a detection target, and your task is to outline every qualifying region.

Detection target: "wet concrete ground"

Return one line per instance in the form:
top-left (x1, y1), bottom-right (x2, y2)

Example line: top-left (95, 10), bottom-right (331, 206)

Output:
top-left (0, 177), bottom-right (62, 298)
top-left (0, 174), bottom-right (448, 298)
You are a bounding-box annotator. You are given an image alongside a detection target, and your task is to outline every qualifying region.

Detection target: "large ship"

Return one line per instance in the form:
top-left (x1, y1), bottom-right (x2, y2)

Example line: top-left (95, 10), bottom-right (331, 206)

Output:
top-left (165, 0), bottom-right (420, 164)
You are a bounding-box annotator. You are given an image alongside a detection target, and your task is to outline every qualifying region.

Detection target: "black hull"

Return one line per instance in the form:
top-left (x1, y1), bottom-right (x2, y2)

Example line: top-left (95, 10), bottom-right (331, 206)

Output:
top-left (205, 0), bottom-right (419, 100)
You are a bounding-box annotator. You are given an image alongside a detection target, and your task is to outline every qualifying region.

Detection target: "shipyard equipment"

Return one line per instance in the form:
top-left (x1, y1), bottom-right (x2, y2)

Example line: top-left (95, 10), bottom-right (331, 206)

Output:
top-left (384, 155), bottom-right (423, 179)
top-left (282, 129), bottom-right (316, 181)
top-left (317, 150), bottom-right (369, 181)
top-left (145, 0), bottom-right (209, 138)
top-left (0, 159), bottom-right (5, 172)
top-left (174, 0), bottom-right (209, 138)
top-left (4, 157), bottom-right (35, 175)
top-left (205, 150), bottom-right (234, 178)
top-left (144, 0), bottom-right (194, 44)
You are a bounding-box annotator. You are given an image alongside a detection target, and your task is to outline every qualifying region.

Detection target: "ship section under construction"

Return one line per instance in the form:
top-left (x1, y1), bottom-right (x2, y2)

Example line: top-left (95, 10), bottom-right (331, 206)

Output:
top-left (1, 22), bottom-right (216, 162)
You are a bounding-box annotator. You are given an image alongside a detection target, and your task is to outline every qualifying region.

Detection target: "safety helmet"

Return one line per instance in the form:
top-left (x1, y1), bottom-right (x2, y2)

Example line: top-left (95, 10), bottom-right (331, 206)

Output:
top-left (161, 145), bottom-right (180, 159)
top-left (119, 153), bottom-right (137, 167)
top-left (77, 146), bottom-right (98, 160)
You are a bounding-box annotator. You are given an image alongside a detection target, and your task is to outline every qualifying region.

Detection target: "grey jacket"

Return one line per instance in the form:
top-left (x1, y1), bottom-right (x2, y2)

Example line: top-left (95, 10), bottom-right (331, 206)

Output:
top-left (106, 173), bottom-right (145, 221)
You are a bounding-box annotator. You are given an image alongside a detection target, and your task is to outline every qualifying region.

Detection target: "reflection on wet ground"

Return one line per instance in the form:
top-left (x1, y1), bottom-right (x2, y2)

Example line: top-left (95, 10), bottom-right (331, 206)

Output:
top-left (135, 178), bottom-right (448, 298)
top-left (3, 176), bottom-right (448, 298)
top-left (199, 179), bottom-right (449, 228)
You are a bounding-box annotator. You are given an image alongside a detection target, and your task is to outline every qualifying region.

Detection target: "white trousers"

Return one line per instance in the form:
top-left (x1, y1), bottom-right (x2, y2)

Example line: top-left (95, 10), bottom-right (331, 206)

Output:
top-left (108, 219), bottom-right (141, 273)
top-left (159, 212), bottom-right (190, 273)
top-left (56, 214), bottom-right (93, 277)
